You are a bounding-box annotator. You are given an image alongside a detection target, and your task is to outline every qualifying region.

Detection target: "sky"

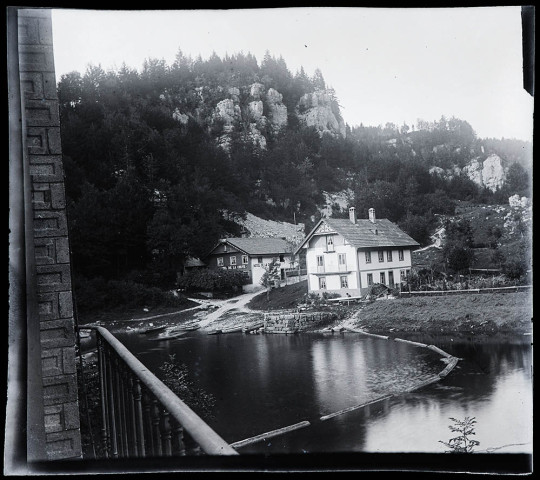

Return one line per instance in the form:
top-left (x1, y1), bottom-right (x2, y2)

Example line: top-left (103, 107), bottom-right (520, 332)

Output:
top-left (51, 7), bottom-right (533, 141)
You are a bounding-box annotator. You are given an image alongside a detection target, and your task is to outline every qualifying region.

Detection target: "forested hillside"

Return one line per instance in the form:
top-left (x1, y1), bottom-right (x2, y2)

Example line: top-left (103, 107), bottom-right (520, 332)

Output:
top-left (58, 50), bottom-right (532, 296)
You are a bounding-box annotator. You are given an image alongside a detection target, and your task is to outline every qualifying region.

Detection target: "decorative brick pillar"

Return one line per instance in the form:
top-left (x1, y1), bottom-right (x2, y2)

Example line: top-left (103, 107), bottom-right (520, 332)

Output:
top-left (18, 7), bottom-right (82, 461)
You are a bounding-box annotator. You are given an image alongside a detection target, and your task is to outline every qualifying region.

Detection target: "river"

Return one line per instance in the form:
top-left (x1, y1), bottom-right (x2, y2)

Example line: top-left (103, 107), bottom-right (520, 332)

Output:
top-left (103, 329), bottom-right (532, 455)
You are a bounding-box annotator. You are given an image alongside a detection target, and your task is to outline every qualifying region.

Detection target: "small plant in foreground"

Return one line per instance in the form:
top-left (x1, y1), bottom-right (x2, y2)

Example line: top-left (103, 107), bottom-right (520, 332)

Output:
top-left (439, 416), bottom-right (480, 453)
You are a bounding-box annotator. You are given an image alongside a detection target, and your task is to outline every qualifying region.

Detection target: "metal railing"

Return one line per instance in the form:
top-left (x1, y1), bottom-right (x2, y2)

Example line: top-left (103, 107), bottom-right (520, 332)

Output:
top-left (400, 285), bottom-right (532, 297)
top-left (93, 326), bottom-right (238, 458)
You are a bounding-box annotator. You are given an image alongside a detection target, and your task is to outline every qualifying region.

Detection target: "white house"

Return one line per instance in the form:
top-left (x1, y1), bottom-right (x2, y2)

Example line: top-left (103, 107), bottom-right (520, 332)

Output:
top-left (295, 207), bottom-right (419, 297)
top-left (205, 237), bottom-right (295, 291)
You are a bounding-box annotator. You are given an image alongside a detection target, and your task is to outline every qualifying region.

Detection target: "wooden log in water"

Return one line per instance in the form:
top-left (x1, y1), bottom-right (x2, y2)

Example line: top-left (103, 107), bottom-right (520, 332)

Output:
top-left (438, 356), bottom-right (459, 378)
top-left (229, 421), bottom-right (311, 449)
top-left (393, 338), bottom-right (429, 348)
top-left (140, 325), bottom-right (167, 334)
top-left (148, 332), bottom-right (186, 341)
top-left (320, 395), bottom-right (394, 421)
top-left (427, 345), bottom-right (452, 358)
top-left (174, 324), bottom-right (200, 332)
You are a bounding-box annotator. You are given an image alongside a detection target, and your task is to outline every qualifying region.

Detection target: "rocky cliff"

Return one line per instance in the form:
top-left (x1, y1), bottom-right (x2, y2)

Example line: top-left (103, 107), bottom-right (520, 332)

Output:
top-left (296, 90), bottom-right (346, 138)
top-left (429, 154), bottom-right (507, 192)
top-left (462, 154), bottom-right (506, 192)
top-left (172, 82), bottom-right (346, 152)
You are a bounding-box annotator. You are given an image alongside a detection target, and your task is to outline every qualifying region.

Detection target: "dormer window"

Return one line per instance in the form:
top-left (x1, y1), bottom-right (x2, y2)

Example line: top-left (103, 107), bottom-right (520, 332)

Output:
top-left (326, 235), bottom-right (334, 251)
top-left (223, 244), bottom-right (227, 252)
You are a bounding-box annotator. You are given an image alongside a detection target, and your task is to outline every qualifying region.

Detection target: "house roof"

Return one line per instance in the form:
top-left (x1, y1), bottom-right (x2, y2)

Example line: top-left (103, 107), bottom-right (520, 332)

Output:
top-left (295, 217), bottom-right (419, 253)
top-left (207, 237), bottom-right (290, 257)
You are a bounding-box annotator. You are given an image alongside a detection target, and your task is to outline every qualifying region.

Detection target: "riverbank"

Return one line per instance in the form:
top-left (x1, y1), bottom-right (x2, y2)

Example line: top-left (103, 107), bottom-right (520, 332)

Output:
top-left (81, 287), bottom-right (532, 340)
top-left (347, 291), bottom-right (532, 336)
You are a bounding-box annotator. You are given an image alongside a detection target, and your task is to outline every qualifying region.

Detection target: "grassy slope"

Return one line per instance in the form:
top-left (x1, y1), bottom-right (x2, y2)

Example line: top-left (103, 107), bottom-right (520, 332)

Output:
top-left (247, 281), bottom-right (308, 310)
top-left (351, 291), bottom-right (532, 334)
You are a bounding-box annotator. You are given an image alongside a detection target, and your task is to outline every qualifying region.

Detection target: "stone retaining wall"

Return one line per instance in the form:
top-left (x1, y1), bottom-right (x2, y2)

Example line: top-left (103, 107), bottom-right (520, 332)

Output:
top-left (264, 311), bottom-right (338, 332)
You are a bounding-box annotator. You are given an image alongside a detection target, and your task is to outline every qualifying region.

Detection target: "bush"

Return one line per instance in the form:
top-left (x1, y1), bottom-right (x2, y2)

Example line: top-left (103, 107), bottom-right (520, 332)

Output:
top-left (177, 268), bottom-right (249, 292)
top-left (74, 275), bottom-right (188, 315)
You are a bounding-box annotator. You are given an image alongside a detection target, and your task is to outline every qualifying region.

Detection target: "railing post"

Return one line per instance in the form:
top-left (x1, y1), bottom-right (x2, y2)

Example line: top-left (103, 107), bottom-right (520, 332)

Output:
top-left (151, 398), bottom-right (163, 456)
top-left (159, 409), bottom-right (172, 456)
top-left (105, 349), bottom-right (119, 458)
top-left (170, 418), bottom-right (186, 456)
top-left (142, 390), bottom-right (155, 456)
top-left (127, 376), bottom-right (139, 457)
top-left (97, 335), bottom-right (109, 458)
top-left (112, 355), bottom-right (125, 457)
top-left (118, 362), bottom-right (129, 457)
top-left (133, 378), bottom-right (146, 457)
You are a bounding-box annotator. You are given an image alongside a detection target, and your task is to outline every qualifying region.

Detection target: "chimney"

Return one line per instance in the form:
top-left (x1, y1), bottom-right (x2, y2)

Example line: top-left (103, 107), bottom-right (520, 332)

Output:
top-left (369, 208), bottom-right (376, 223)
top-left (349, 207), bottom-right (357, 224)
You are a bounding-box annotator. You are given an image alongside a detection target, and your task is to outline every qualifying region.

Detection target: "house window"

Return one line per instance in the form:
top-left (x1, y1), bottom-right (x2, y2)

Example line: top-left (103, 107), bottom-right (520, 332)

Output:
top-left (378, 250), bottom-right (384, 262)
top-left (340, 276), bottom-right (348, 288)
top-left (365, 251), bottom-right (371, 263)
top-left (258, 256), bottom-right (263, 264)
top-left (319, 277), bottom-right (327, 289)
top-left (399, 249), bottom-right (404, 261)
top-left (387, 250), bottom-right (393, 262)
top-left (242, 255), bottom-right (248, 265)
top-left (317, 255), bottom-right (324, 267)
top-left (400, 269), bottom-right (407, 280)
top-left (223, 244), bottom-right (227, 252)
top-left (279, 254), bottom-right (284, 262)
top-left (217, 257), bottom-right (224, 267)
top-left (338, 253), bottom-right (346, 265)
top-left (389, 271), bottom-right (394, 286)
top-left (230, 256), bottom-right (237, 266)
top-left (326, 235), bottom-right (334, 251)
top-left (367, 273), bottom-right (373, 286)
top-left (380, 272), bottom-right (386, 285)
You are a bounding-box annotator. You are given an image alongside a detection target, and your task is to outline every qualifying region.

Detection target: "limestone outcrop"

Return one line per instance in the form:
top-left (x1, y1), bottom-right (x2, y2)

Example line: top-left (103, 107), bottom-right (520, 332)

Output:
top-left (266, 88), bottom-right (288, 134)
top-left (296, 90), bottom-right (346, 138)
top-left (462, 154), bottom-right (506, 192)
top-left (430, 154), bottom-right (508, 192)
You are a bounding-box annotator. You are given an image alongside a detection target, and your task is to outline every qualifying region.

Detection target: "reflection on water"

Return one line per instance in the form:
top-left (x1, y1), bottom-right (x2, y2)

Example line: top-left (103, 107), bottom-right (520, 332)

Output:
top-left (112, 330), bottom-right (532, 454)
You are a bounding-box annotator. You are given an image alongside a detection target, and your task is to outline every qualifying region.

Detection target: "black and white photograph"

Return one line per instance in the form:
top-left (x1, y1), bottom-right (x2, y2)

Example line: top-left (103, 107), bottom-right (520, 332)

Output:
top-left (6, 6), bottom-right (533, 475)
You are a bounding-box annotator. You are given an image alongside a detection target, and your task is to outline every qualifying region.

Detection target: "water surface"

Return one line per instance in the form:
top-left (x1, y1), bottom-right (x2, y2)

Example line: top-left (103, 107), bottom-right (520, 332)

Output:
top-left (110, 330), bottom-right (532, 454)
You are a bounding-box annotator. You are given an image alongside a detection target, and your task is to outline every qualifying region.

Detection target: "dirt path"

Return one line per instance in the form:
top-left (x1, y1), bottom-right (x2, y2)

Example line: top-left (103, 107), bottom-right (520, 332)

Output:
top-left (198, 290), bottom-right (263, 328)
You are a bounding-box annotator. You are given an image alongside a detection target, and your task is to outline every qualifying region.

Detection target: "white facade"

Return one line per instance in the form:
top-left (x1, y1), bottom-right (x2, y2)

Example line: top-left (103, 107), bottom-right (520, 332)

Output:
top-left (305, 229), bottom-right (360, 297)
top-left (357, 247), bottom-right (412, 291)
top-left (304, 228), bottom-right (414, 296)
top-left (250, 255), bottom-right (294, 286)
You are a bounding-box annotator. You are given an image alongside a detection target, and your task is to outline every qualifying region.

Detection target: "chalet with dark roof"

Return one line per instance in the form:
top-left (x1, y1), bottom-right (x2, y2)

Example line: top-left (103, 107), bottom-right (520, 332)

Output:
top-left (205, 237), bottom-right (294, 289)
top-left (295, 207), bottom-right (419, 297)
